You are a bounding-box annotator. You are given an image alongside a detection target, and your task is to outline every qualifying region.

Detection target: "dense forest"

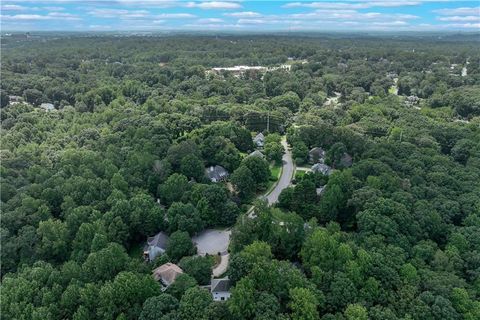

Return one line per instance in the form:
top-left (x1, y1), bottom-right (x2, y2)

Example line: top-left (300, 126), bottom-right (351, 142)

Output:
top-left (1, 34), bottom-right (479, 319)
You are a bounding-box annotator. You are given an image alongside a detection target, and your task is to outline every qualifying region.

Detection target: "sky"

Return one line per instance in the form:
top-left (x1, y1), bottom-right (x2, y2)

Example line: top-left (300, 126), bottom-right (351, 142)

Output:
top-left (1, 0), bottom-right (479, 32)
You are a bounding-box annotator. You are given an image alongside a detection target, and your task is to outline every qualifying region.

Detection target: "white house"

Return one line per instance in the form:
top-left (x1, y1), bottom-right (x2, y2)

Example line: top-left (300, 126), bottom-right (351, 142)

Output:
top-left (211, 277), bottom-right (231, 301)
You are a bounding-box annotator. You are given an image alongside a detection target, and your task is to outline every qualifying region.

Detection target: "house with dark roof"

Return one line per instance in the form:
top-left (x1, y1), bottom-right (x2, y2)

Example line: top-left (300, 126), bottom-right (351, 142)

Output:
top-left (311, 163), bottom-right (333, 176)
top-left (153, 263), bottom-right (183, 288)
top-left (211, 277), bottom-right (231, 301)
top-left (253, 132), bottom-right (265, 147)
top-left (247, 150), bottom-right (265, 159)
top-left (339, 152), bottom-right (353, 168)
top-left (143, 231), bottom-right (169, 262)
top-left (308, 147), bottom-right (325, 164)
top-left (206, 165), bottom-right (229, 183)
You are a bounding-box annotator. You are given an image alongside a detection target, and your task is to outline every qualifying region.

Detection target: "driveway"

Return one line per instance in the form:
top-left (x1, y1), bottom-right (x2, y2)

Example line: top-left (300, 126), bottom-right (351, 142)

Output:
top-left (213, 253), bottom-right (229, 277)
top-left (192, 229), bottom-right (230, 256)
top-left (265, 138), bottom-right (294, 205)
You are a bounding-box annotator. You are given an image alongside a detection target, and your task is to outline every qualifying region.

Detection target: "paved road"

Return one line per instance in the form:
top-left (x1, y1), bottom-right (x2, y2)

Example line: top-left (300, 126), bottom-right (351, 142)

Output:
top-left (265, 138), bottom-right (294, 205)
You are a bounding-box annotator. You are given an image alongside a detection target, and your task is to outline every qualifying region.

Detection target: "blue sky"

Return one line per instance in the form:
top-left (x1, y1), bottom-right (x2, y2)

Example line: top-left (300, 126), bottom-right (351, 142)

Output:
top-left (1, 1), bottom-right (479, 32)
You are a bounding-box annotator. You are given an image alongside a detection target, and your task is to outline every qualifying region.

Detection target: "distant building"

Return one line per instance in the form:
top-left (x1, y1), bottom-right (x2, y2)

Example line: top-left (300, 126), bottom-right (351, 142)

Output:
top-left (206, 165), bottom-right (229, 183)
top-left (143, 231), bottom-right (169, 262)
top-left (386, 72), bottom-right (398, 80)
top-left (253, 132), bottom-right (265, 147)
top-left (153, 263), bottom-right (183, 288)
top-left (8, 95), bottom-right (23, 105)
top-left (248, 150), bottom-right (265, 159)
top-left (207, 64), bottom-right (292, 78)
top-left (405, 95), bottom-right (419, 107)
top-left (308, 147), bottom-right (325, 164)
top-left (311, 163), bottom-right (333, 176)
top-left (40, 103), bottom-right (55, 112)
top-left (211, 277), bottom-right (232, 301)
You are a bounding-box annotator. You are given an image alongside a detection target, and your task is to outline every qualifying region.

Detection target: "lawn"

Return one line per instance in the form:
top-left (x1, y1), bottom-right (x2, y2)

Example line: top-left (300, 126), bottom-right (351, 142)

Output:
top-left (295, 170), bottom-right (306, 180)
top-left (266, 163), bottom-right (282, 191)
top-left (270, 164), bottom-right (281, 180)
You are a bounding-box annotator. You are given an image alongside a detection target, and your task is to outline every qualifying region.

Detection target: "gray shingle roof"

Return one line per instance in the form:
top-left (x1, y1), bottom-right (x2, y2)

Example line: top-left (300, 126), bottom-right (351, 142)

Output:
top-left (206, 165), bottom-right (229, 182)
top-left (253, 133), bottom-right (265, 146)
top-left (211, 278), bottom-right (231, 293)
top-left (147, 231), bottom-right (169, 250)
top-left (248, 150), bottom-right (265, 158)
top-left (311, 163), bottom-right (332, 175)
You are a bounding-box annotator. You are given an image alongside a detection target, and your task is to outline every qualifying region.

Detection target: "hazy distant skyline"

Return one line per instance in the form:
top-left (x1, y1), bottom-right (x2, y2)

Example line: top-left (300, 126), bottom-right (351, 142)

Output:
top-left (1, 0), bottom-right (479, 32)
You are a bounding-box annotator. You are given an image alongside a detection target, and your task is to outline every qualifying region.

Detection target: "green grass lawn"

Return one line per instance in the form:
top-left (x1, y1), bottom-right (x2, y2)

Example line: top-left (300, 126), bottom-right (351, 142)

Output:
top-left (295, 170), bottom-right (306, 180)
top-left (270, 164), bottom-right (281, 180)
top-left (266, 163), bottom-right (282, 191)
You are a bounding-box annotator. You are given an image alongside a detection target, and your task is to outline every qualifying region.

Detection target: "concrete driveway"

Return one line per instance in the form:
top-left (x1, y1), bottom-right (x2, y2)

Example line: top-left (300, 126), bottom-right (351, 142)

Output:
top-left (192, 229), bottom-right (231, 256)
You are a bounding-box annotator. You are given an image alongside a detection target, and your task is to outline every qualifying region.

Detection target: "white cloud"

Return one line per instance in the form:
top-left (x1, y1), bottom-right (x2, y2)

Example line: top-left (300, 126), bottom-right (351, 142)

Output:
top-left (42, 6), bottom-right (65, 11)
top-left (155, 13), bottom-right (196, 18)
top-left (1, 4), bottom-right (27, 11)
top-left (224, 11), bottom-right (262, 18)
top-left (1, 12), bottom-right (81, 21)
top-left (442, 23), bottom-right (480, 29)
top-left (237, 18), bottom-right (266, 24)
top-left (437, 15), bottom-right (479, 22)
top-left (88, 9), bottom-right (149, 18)
top-left (185, 1), bottom-right (241, 10)
top-left (289, 10), bottom-right (418, 21)
top-left (283, 1), bottom-right (421, 9)
top-left (197, 18), bottom-right (224, 23)
top-left (434, 7), bottom-right (480, 16)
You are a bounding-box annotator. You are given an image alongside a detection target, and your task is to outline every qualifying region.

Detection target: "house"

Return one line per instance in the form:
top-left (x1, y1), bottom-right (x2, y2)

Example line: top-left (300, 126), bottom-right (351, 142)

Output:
top-left (253, 132), bottom-right (265, 147)
top-left (339, 153), bottom-right (353, 168)
top-left (153, 263), bottom-right (183, 288)
top-left (211, 277), bottom-right (232, 301)
top-left (143, 231), bottom-right (169, 262)
top-left (8, 95), bottom-right (23, 105)
top-left (311, 163), bottom-right (333, 176)
top-left (206, 165), bottom-right (229, 183)
top-left (40, 103), bottom-right (55, 112)
top-left (247, 150), bottom-right (265, 159)
top-left (308, 147), bottom-right (325, 164)
top-left (316, 186), bottom-right (326, 196)
top-left (405, 95), bottom-right (419, 107)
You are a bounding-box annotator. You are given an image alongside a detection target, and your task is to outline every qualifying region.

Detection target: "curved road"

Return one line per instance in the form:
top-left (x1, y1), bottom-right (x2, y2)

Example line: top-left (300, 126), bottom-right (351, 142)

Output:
top-left (218, 137), bottom-right (294, 276)
top-left (266, 138), bottom-right (294, 205)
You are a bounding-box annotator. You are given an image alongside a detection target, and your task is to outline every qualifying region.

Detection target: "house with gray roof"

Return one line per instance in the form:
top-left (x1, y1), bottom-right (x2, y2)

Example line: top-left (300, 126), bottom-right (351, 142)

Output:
top-left (40, 103), bottom-right (55, 112)
top-left (206, 165), bottom-right (229, 183)
top-left (8, 95), bottom-right (23, 105)
top-left (316, 186), bottom-right (326, 196)
top-left (248, 150), bottom-right (265, 159)
top-left (339, 153), bottom-right (353, 168)
top-left (253, 132), bottom-right (265, 147)
top-left (308, 147), bottom-right (325, 164)
top-left (211, 277), bottom-right (232, 301)
top-left (311, 163), bottom-right (333, 176)
top-left (143, 231), bottom-right (169, 262)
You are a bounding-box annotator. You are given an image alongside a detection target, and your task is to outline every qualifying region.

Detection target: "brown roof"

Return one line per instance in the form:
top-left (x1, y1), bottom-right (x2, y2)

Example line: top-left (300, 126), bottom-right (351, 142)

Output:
top-left (152, 263), bottom-right (183, 286)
